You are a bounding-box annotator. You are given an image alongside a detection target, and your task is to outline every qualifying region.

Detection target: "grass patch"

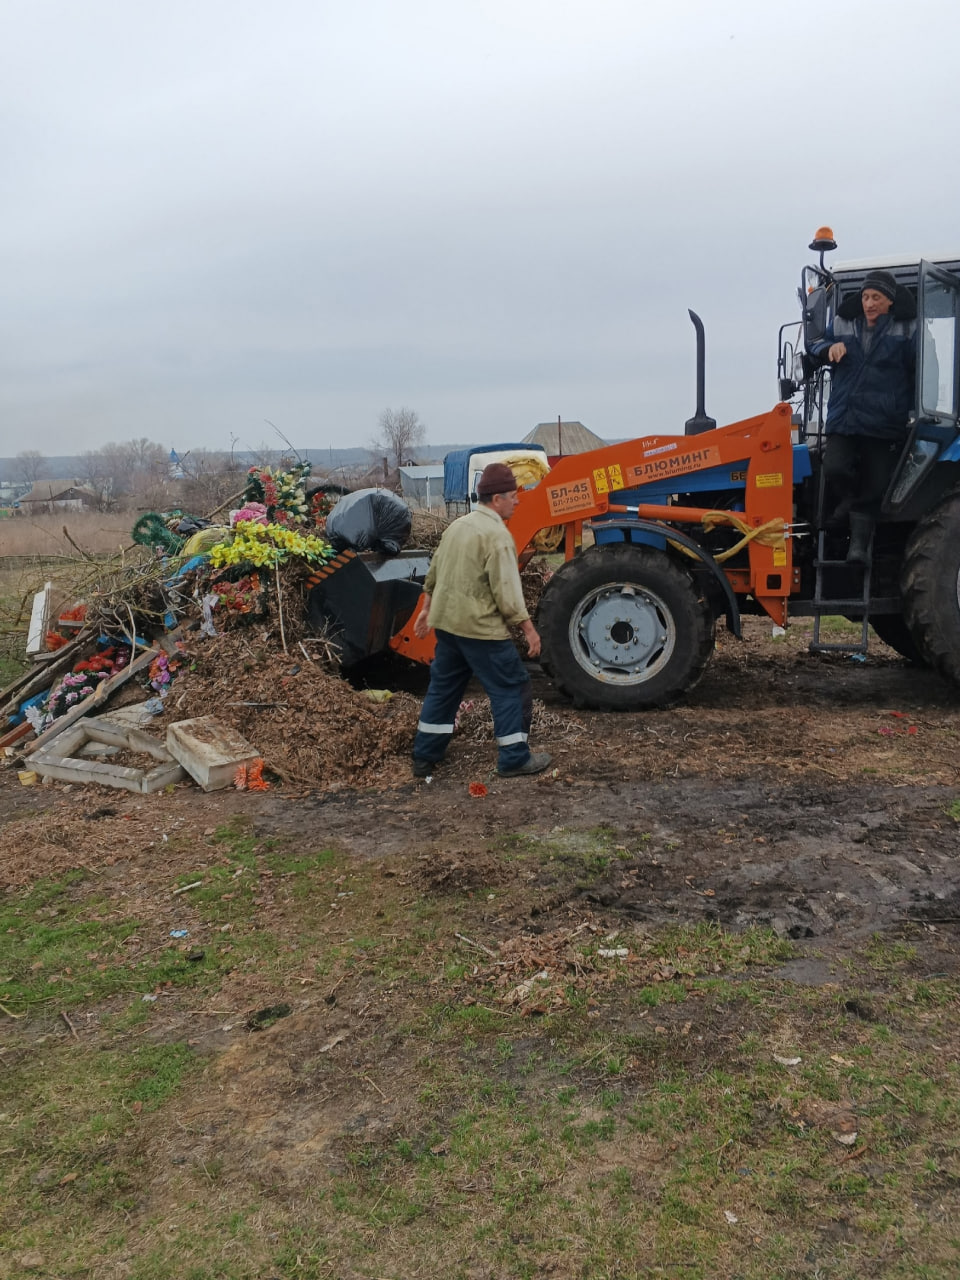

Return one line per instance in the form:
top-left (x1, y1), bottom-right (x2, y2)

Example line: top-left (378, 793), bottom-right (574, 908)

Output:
top-left (3, 819), bottom-right (960, 1278)
top-left (0, 822), bottom-right (345, 1018)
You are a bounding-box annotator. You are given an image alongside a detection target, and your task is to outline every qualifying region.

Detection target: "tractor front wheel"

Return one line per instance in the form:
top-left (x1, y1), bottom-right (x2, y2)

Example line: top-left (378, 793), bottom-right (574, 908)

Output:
top-left (901, 491), bottom-right (960, 684)
top-left (537, 544), bottom-right (715, 711)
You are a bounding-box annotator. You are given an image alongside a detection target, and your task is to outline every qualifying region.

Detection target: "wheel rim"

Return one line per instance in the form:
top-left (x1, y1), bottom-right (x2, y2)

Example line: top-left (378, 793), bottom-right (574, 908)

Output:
top-left (567, 582), bottom-right (676, 685)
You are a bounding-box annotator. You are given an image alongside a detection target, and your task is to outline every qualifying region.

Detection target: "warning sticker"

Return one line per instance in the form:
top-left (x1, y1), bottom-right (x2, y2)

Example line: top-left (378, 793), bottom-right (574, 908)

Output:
top-left (626, 445), bottom-right (721, 484)
top-left (546, 478), bottom-right (595, 517)
top-left (772, 548), bottom-right (787, 567)
top-left (755, 473), bottom-right (784, 488)
top-left (592, 463), bottom-right (624, 495)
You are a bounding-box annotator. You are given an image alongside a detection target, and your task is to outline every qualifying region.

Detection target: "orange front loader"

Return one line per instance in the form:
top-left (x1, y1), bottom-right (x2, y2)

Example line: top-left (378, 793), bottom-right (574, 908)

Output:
top-left (389, 403), bottom-right (799, 709)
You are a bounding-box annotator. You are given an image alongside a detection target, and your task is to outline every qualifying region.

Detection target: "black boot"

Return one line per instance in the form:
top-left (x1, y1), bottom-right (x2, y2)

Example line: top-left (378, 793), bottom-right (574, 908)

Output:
top-left (846, 513), bottom-right (874, 565)
top-left (823, 496), bottom-right (852, 535)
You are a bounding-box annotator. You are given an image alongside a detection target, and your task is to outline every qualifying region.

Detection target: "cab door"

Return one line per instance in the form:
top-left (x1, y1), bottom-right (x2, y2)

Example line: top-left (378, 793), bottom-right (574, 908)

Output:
top-left (917, 259), bottom-right (960, 425)
top-left (886, 259), bottom-right (960, 510)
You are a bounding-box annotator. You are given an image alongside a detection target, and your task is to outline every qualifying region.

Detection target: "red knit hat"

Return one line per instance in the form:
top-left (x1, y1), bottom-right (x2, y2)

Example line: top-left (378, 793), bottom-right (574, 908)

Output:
top-left (477, 462), bottom-right (518, 497)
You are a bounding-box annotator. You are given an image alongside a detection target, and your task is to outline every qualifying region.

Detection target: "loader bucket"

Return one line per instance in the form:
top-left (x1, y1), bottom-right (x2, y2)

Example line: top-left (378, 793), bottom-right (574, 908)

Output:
top-left (305, 550), bottom-right (429, 667)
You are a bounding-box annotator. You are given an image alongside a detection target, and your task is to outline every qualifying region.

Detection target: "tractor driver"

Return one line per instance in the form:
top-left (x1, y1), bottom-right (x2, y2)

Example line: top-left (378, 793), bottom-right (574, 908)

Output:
top-left (410, 462), bottom-right (552, 780)
top-left (810, 268), bottom-right (917, 563)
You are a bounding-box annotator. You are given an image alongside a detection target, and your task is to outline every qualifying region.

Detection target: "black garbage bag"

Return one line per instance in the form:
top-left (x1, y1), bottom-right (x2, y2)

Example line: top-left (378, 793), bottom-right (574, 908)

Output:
top-left (175, 516), bottom-right (212, 536)
top-left (325, 488), bottom-right (412, 555)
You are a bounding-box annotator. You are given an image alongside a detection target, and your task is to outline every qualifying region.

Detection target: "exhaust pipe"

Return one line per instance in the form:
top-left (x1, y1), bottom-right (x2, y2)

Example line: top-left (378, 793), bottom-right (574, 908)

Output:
top-left (684, 310), bottom-right (717, 436)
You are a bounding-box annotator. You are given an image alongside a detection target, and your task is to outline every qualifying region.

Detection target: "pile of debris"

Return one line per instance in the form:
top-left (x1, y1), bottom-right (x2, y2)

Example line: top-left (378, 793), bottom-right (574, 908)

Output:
top-left (1, 461), bottom-right (555, 795)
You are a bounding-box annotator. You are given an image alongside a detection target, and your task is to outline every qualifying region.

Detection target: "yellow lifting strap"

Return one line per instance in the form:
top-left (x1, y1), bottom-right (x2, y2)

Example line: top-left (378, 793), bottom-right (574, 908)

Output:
top-left (670, 511), bottom-right (787, 564)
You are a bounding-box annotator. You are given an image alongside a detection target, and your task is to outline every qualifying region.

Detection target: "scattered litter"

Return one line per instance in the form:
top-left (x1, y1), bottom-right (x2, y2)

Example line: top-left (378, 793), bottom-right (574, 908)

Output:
top-left (505, 969), bottom-right (552, 1005)
top-left (363, 689), bottom-right (393, 703)
top-left (141, 994), bottom-right (158, 1003)
top-left (773, 1054), bottom-right (802, 1067)
top-left (771, 625), bottom-right (786, 638)
top-left (832, 1129), bottom-right (858, 1146)
top-left (169, 929), bottom-right (189, 939)
top-left (246, 1003), bottom-right (292, 1031)
top-left (849, 653), bottom-right (866, 663)
top-left (468, 781), bottom-right (488, 797)
top-left (17, 771), bottom-right (38, 786)
top-left (234, 758), bottom-right (270, 792)
top-left (172, 880), bottom-right (203, 896)
top-left (319, 1031), bottom-right (348, 1053)
top-left (597, 947), bottom-right (629, 958)
top-left (724, 1210), bottom-right (739, 1224)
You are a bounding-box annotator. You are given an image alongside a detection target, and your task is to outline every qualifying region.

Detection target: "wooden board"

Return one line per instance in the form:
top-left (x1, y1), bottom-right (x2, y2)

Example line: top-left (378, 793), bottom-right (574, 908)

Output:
top-left (26, 583), bottom-right (52, 655)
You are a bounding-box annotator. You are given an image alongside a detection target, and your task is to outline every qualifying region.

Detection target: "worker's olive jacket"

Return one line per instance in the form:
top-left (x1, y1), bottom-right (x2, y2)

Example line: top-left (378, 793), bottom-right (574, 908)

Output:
top-left (424, 504), bottom-right (530, 640)
top-left (810, 312), bottom-right (917, 441)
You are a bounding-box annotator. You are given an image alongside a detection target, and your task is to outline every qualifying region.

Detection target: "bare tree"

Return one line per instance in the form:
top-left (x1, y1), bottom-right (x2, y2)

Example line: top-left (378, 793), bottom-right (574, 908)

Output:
top-left (178, 450), bottom-right (243, 515)
top-left (78, 450), bottom-right (116, 512)
top-left (15, 450), bottom-right (47, 484)
top-left (370, 407), bottom-right (426, 473)
top-left (77, 438), bottom-right (167, 511)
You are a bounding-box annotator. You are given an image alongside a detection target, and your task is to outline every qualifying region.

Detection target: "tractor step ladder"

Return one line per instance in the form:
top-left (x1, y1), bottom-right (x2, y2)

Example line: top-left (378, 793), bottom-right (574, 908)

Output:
top-left (809, 529), bottom-right (872, 654)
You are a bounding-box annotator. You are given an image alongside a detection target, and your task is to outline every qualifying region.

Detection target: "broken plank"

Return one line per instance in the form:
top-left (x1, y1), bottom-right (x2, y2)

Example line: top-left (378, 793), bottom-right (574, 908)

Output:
top-left (0, 721), bottom-right (34, 751)
top-left (25, 583), bottom-right (52, 656)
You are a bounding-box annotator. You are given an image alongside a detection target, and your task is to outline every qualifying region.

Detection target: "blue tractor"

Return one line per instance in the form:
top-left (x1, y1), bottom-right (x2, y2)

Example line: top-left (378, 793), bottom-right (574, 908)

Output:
top-left (531, 228), bottom-right (960, 710)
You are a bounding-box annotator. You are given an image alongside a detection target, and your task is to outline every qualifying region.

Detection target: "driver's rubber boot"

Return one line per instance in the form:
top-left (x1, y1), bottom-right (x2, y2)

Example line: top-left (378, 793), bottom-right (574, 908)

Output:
top-left (846, 514), bottom-right (875, 565)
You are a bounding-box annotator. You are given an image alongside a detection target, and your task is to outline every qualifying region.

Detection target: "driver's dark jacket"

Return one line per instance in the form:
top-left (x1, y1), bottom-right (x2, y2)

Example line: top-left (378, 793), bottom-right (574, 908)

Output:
top-left (810, 313), bottom-right (917, 440)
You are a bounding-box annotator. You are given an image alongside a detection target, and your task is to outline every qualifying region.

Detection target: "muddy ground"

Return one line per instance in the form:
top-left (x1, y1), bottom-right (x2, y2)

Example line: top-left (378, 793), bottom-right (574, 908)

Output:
top-left (5, 618), bottom-right (960, 1277)
top-left (4, 617), bottom-right (960, 958)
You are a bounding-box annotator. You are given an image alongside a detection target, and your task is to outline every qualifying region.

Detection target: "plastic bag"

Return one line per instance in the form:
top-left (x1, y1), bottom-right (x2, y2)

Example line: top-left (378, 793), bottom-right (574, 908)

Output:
top-left (324, 488), bottom-right (412, 555)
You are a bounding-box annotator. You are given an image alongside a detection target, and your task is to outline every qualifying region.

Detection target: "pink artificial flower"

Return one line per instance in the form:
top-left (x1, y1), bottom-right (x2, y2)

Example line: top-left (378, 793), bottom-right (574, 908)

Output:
top-left (232, 502), bottom-right (269, 527)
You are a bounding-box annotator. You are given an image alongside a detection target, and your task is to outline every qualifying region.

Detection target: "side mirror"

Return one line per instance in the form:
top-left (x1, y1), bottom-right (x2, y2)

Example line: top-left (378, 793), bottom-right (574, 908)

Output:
top-left (803, 285), bottom-right (829, 347)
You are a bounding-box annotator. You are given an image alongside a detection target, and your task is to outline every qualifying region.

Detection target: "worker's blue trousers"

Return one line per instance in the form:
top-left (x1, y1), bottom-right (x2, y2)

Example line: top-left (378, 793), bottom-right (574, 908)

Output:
top-left (413, 629), bottom-right (533, 772)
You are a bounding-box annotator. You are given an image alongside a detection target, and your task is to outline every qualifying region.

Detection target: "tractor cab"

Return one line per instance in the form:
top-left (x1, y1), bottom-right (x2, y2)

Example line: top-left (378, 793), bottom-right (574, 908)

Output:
top-left (779, 231), bottom-right (960, 521)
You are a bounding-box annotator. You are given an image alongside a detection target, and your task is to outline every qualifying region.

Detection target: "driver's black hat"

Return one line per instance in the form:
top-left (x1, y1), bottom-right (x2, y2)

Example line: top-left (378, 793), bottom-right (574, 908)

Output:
top-left (861, 270), bottom-right (898, 303)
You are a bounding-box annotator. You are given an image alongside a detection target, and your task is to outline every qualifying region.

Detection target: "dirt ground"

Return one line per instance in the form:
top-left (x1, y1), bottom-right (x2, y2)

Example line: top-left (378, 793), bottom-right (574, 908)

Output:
top-left (4, 617), bottom-right (960, 1277)
top-left (5, 616), bottom-right (960, 955)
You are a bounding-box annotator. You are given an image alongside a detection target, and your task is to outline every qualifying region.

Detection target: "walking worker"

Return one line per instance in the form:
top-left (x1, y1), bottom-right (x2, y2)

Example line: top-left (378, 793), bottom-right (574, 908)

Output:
top-left (810, 268), bottom-right (917, 563)
top-left (411, 462), bottom-right (552, 779)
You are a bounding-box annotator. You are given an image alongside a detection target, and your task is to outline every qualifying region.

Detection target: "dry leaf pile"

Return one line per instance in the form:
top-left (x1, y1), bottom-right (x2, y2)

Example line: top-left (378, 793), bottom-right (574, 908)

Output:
top-left (461, 920), bottom-right (634, 1014)
top-left (166, 631), bottom-right (420, 789)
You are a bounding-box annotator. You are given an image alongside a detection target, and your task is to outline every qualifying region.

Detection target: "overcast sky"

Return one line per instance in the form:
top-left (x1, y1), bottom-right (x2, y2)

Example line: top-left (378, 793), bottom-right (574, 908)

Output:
top-left (1, 0), bottom-right (958, 461)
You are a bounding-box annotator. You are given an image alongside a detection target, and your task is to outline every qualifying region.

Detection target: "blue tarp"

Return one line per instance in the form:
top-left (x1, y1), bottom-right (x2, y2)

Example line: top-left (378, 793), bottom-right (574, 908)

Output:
top-left (442, 442), bottom-right (546, 504)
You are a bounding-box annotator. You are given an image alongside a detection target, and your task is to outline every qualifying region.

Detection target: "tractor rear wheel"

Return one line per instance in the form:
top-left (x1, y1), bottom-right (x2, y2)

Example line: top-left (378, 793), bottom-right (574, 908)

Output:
top-left (901, 491), bottom-right (960, 683)
top-left (537, 544), bottom-right (715, 711)
top-left (868, 615), bottom-right (927, 666)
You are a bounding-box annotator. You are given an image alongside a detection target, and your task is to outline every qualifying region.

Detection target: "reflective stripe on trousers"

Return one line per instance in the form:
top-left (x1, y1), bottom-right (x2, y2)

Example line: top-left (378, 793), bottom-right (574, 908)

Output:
top-left (412, 630), bottom-right (533, 771)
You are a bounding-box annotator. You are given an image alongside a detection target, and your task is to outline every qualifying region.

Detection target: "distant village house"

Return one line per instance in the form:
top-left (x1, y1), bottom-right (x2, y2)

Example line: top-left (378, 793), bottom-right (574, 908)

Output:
top-left (15, 482), bottom-right (95, 514)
